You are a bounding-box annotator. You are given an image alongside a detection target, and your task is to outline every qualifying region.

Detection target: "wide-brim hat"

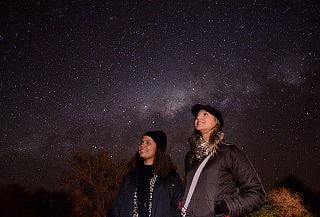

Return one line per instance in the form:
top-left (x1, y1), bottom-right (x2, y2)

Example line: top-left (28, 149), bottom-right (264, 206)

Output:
top-left (192, 104), bottom-right (224, 131)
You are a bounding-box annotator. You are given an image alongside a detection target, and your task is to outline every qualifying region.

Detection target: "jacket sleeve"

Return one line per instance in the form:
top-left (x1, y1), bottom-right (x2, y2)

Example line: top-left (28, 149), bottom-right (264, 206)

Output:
top-left (169, 171), bottom-right (185, 217)
top-left (173, 172), bottom-right (184, 206)
top-left (110, 173), bottom-right (130, 217)
top-left (223, 146), bottom-right (266, 217)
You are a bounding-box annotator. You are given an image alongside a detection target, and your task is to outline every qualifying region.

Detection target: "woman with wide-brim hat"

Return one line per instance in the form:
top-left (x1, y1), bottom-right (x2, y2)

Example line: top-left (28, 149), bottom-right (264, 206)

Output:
top-left (182, 104), bottom-right (265, 217)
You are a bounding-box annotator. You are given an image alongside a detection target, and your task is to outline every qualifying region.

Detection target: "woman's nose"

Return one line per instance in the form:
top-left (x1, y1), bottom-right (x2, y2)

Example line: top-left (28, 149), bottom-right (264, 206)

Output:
top-left (140, 143), bottom-right (146, 147)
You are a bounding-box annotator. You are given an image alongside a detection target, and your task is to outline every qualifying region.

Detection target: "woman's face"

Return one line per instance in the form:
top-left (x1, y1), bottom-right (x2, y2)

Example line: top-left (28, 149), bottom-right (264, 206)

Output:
top-left (194, 109), bottom-right (217, 134)
top-left (139, 135), bottom-right (157, 165)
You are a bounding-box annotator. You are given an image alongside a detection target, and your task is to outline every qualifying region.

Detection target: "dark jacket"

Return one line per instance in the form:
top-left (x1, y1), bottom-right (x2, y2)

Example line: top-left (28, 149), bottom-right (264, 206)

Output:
top-left (111, 168), bottom-right (184, 217)
top-left (184, 143), bottom-right (265, 217)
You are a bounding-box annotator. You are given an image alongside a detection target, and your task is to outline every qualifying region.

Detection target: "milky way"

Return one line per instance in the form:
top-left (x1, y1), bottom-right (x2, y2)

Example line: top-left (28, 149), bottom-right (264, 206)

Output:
top-left (1, 0), bottom-right (319, 191)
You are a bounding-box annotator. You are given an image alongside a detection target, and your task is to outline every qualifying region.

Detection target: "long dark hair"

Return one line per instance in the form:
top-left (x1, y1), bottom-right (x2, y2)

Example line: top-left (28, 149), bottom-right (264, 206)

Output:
top-left (125, 148), bottom-right (176, 177)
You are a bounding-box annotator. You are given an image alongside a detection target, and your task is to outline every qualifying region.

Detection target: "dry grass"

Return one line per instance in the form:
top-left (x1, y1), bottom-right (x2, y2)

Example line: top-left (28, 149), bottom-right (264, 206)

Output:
top-left (267, 187), bottom-right (312, 217)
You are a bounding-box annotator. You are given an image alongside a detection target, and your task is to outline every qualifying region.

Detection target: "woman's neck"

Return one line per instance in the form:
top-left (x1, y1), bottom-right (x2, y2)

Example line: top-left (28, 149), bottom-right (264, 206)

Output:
top-left (201, 132), bottom-right (211, 142)
top-left (144, 159), bottom-right (154, 165)
top-left (200, 127), bottom-right (215, 142)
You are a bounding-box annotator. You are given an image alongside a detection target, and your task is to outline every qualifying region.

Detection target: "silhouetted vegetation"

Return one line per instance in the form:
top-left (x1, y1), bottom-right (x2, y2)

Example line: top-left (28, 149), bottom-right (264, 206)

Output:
top-left (59, 150), bottom-right (126, 217)
top-left (0, 184), bottom-right (72, 217)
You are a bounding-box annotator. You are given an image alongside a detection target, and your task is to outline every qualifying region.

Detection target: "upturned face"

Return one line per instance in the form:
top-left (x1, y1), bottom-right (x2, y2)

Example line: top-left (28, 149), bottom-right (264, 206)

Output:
top-left (138, 135), bottom-right (157, 165)
top-left (194, 109), bottom-right (218, 134)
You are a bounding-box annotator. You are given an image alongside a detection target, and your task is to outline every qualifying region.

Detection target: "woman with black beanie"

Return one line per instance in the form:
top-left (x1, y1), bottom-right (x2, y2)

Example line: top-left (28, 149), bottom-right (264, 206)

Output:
top-left (111, 130), bottom-right (184, 217)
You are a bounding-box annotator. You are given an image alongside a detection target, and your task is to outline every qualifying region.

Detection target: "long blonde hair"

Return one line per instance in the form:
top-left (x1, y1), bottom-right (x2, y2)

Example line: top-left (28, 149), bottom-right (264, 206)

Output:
top-left (189, 119), bottom-right (225, 154)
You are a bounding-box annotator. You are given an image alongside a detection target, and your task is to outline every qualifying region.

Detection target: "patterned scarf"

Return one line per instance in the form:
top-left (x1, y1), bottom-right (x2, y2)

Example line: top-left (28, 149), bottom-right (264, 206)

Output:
top-left (133, 173), bottom-right (158, 217)
top-left (195, 138), bottom-right (210, 159)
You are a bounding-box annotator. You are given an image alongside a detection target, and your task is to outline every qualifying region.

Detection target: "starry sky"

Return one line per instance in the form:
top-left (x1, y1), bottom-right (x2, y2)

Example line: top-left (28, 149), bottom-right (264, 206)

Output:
top-left (1, 0), bottom-right (319, 192)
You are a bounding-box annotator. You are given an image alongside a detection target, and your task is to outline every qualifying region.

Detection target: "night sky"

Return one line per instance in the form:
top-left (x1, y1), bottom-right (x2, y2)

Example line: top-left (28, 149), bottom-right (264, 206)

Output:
top-left (1, 0), bottom-right (319, 192)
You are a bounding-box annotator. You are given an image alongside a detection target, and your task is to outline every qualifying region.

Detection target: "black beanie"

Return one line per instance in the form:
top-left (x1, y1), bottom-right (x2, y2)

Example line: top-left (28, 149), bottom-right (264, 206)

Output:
top-left (142, 130), bottom-right (167, 152)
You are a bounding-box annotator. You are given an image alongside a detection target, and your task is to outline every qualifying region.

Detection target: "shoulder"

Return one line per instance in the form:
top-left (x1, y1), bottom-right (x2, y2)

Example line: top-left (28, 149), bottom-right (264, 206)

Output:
top-left (219, 143), bottom-right (243, 154)
top-left (124, 169), bottom-right (137, 180)
top-left (218, 143), bottom-right (248, 162)
top-left (185, 148), bottom-right (195, 162)
top-left (185, 148), bottom-right (195, 157)
top-left (219, 144), bottom-right (255, 171)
